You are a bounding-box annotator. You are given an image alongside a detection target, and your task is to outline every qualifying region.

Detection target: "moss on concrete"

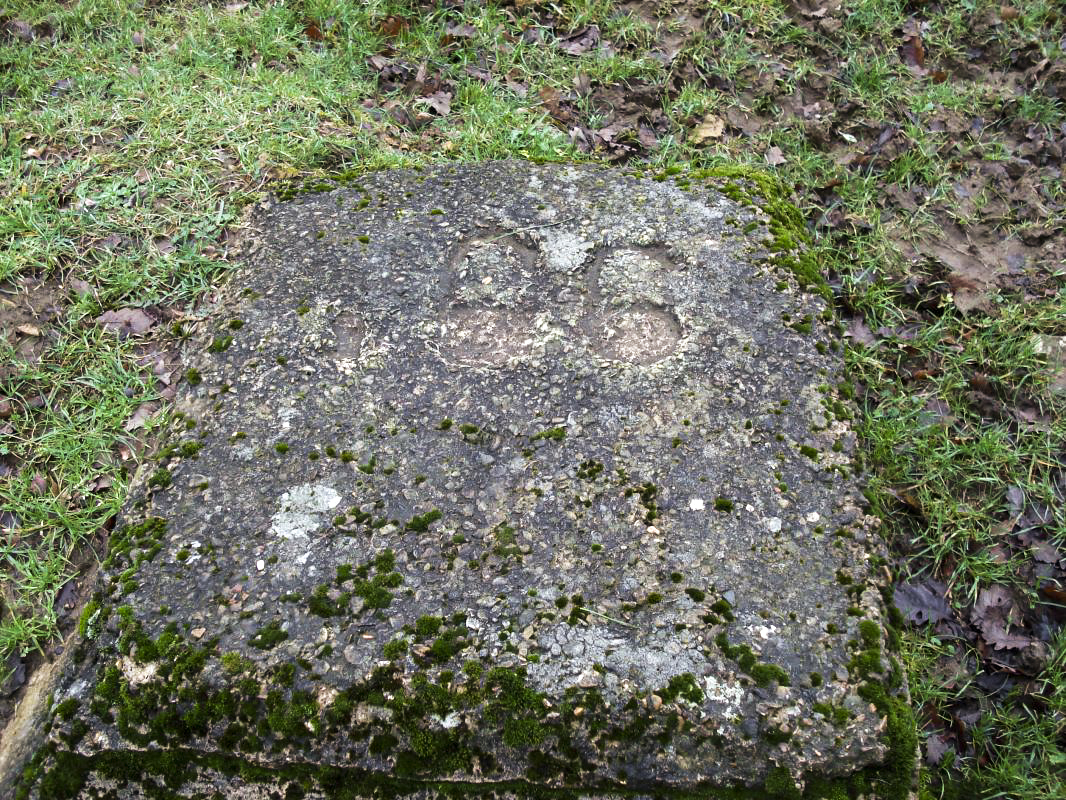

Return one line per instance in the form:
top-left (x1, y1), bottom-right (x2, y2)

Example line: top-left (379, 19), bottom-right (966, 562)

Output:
top-left (683, 166), bottom-right (830, 302)
top-left (26, 594), bottom-right (917, 800)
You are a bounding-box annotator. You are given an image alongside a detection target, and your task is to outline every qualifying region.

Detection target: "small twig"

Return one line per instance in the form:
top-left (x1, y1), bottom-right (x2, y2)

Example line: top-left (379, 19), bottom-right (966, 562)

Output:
top-left (483, 217), bottom-right (576, 243)
top-left (575, 606), bottom-right (640, 629)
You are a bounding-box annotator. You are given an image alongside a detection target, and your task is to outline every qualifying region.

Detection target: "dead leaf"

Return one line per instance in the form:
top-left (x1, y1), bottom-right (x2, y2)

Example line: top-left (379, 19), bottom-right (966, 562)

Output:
top-left (915, 222), bottom-right (1013, 313)
top-left (637, 124), bottom-right (658, 150)
top-left (925, 731), bottom-right (954, 765)
top-left (521, 25), bottom-right (543, 44)
top-left (87, 474), bottom-right (114, 491)
top-left (570, 126), bottom-right (591, 153)
top-left (591, 121), bottom-right (642, 161)
top-left (894, 579), bottom-right (953, 626)
top-left (96, 308), bottom-right (156, 337)
top-left (999, 5), bottom-right (1021, 21)
top-left (922, 397), bottom-right (956, 427)
top-left (1032, 335), bottom-right (1066, 394)
top-left (538, 86), bottom-right (578, 126)
top-left (379, 15), bottom-right (409, 38)
top-left (1032, 542), bottom-right (1061, 565)
top-left (5, 19), bottom-right (34, 43)
top-left (870, 125), bottom-right (897, 153)
top-left (124, 402), bottom-right (159, 432)
top-left (845, 316), bottom-right (878, 347)
top-left (982, 625), bottom-right (1032, 651)
top-left (95, 233), bottom-right (124, 251)
top-left (131, 31), bottom-right (147, 49)
top-left (419, 91), bottom-right (452, 116)
top-left (0, 508), bottom-right (17, 536)
top-left (765, 146), bottom-right (787, 166)
top-left (305, 21), bottom-right (325, 42)
top-left (366, 54), bottom-right (417, 92)
top-left (224, 2), bottom-right (248, 12)
top-left (49, 78), bottom-right (74, 97)
top-left (900, 19), bottom-right (925, 71)
top-left (153, 236), bottom-right (175, 254)
top-left (29, 473), bottom-right (48, 495)
top-left (367, 54), bottom-right (390, 72)
top-left (973, 585), bottom-right (1031, 651)
top-left (689, 114), bottom-right (725, 145)
top-left (557, 25), bottom-right (600, 56)
top-left (965, 389), bottom-right (1009, 421)
top-left (463, 64), bottom-right (491, 82)
top-left (2, 655), bottom-right (26, 695)
top-left (1038, 583), bottom-right (1066, 605)
top-left (54, 578), bottom-right (78, 613)
top-left (725, 107), bottom-right (764, 136)
top-left (16, 324), bottom-right (41, 337)
top-left (445, 22), bottom-right (477, 38)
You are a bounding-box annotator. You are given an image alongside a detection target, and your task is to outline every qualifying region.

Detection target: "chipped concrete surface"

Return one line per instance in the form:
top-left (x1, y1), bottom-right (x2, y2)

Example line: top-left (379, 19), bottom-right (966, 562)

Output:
top-left (19, 162), bottom-right (910, 799)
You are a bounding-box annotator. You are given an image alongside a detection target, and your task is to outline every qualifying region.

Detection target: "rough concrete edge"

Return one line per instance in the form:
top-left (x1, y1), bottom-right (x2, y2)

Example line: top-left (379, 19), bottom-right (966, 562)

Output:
top-left (0, 628), bottom-right (80, 797)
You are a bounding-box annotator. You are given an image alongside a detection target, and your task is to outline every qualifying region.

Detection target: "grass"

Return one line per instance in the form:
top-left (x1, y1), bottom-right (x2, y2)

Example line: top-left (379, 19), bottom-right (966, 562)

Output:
top-left (853, 306), bottom-right (1065, 595)
top-left (1, 0), bottom-right (1064, 796)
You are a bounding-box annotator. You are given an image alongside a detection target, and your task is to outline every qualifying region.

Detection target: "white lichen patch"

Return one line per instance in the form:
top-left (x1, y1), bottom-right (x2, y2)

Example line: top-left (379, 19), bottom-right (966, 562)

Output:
top-left (314, 684), bottom-right (339, 709)
top-left (295, 298), bottom-right (333, 345)
top-left (799, 382), bottom-right (830, 429)
top-left (270, 483), bottom-right (342, 541)
top-left (438, 307), bottom-right (535, 366)
top-left (539, 229), bottom-right (594, 273)
top-left (118, 657), bottom-right (158, 687)
top-left (749, 624), bottom-right (779, 641)
top-left (454, 240), bottom-right (533, 308)
top-left (433, 711), bottom-right (463, 730)
top-left (702, 674), bottom-right (747, 713)
top-left (276, 406), bottom-right (300, 431)
top-left (528, 624), bottom-right (705, 697)
top-left (179, 540), bottom-right (203, 564)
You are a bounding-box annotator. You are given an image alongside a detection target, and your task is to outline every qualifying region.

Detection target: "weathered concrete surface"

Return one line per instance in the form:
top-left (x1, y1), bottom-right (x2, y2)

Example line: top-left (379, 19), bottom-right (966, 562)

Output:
top-left (17, 162), bottom-right (914, 799)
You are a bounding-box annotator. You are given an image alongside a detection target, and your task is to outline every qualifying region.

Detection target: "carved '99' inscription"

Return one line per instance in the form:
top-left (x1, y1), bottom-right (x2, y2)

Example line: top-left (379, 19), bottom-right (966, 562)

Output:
top-left (439, 235), bottom-right (684, 367)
